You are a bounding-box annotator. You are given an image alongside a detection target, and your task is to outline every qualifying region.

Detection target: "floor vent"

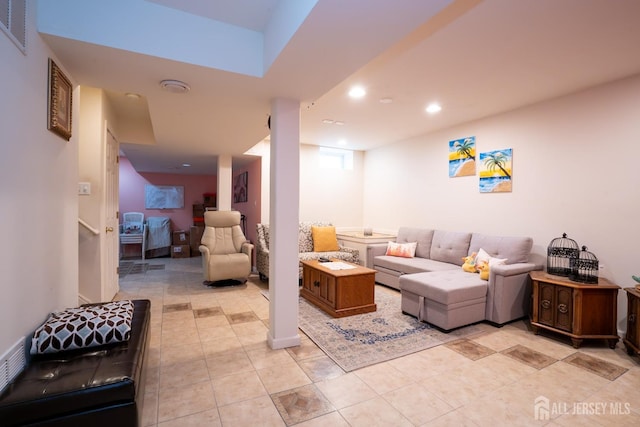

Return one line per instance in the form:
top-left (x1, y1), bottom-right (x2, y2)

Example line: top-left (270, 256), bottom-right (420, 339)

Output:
top-left (0, 337), bottom-right (26, 393)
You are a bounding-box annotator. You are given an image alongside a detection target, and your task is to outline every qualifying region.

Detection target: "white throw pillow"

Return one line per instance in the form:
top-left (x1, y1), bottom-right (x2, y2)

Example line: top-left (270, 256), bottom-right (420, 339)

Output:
top-left (475, 247), bottom-right (507, 267)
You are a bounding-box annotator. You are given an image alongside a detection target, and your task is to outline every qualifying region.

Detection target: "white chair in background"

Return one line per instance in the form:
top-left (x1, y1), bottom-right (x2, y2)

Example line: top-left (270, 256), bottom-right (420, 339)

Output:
top-left (120, 212), bottom-right (146, 260)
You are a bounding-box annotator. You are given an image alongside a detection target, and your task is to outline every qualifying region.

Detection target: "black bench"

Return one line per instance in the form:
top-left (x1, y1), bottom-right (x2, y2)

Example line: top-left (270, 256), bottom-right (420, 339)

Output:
top-left (0, 299), bottom-right (151, 427)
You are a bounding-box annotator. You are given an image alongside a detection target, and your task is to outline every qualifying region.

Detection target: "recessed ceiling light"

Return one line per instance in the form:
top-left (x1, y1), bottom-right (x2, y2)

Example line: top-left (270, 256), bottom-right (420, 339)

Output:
top-left (426, 103), bottom-right (442, 114)
top-left (348, 85), bottom-right (366, 99)
top-left (182, 163), bottom-right (191, 167)
top-left (379, 97), bottom-right (393, 104)
top-left (125, 92), bottom-right (140, 99)
top-left (322, 119), bottom-right (334, 124)
top-left (334, 121), bottom-right (345, 126)
top-left (160, 79), bottom-right (190, 93)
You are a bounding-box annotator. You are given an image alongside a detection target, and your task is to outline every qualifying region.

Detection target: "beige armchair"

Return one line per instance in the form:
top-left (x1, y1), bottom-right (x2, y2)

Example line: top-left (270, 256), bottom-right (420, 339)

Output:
top-left (199, 210), bottom-right (253, 284)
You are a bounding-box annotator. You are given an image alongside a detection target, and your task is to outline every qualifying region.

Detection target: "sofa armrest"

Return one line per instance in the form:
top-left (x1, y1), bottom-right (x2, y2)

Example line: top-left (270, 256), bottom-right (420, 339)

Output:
top-left (367, 243), bottom-right (389, 267)
top-left (368, 242), bottom-right (388, 257)
top-left (491, 262), bottom-right (543, 277)
top-left (486, 263), bottom-right (543, 325)
top-left (338, 245), bottom-right (360, 263)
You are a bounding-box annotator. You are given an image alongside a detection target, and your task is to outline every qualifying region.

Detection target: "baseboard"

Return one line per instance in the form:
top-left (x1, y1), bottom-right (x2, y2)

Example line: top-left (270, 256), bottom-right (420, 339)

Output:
top-left (267, 332), bottom-right (301, 349)
top-left (78, 293), bottom-right (91, 305)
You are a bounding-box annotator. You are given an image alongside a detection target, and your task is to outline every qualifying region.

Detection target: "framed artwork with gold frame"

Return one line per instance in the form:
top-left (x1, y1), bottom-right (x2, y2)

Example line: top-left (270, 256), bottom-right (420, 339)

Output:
top-left (47, 59), bottom-right (72, 140)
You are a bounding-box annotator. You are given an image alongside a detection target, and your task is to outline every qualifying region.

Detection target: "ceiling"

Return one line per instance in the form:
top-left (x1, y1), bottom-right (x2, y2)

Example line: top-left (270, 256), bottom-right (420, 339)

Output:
top-left (39, 0), bottom-right (640, 175)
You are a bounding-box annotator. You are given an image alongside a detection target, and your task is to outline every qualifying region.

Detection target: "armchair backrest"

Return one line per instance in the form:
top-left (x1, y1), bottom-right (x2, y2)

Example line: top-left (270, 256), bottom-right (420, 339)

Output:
top-left (256, 223), bottom-right (269, 248)
top-left (201, 211), bottom-right (246, 254)
top-left (122, 212), bottom-right (144, 234)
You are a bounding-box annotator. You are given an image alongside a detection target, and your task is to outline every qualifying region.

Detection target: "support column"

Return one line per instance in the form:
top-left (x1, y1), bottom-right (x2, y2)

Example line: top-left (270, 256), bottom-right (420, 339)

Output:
top-left (267, 98), bottom-right (301, 349)
top-left (217, 154), bottom-right (232, 211)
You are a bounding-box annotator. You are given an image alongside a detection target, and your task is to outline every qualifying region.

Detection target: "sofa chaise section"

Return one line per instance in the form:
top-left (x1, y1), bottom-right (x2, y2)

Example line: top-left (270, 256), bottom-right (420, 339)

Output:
top-left (400, 270), bottom-right (488, 331)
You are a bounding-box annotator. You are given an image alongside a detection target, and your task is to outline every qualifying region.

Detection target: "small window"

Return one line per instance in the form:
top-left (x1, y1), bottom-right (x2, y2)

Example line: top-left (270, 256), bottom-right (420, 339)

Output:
top-left (319, 147), bottom-right (353, 170)
top-left (1, 0), bottom-right (26, 54)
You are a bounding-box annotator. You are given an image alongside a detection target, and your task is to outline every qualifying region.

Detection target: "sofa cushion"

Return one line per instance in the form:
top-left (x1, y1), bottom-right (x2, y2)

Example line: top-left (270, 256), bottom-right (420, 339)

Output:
top-left (385, 241), bottom-right (417, 258)
top-left (469, 233), bottom-right (532, 264)
top-left (374, 255), bottom-right (459, 275)
top-left (300, 251), bottom-right (354, 263)
top-left (396, 227), bottom-right (434, 259)
top-left (298, 222), bottom-right (331, 253)
top-left (311, 225), bottom-right (339, 252)
top-left (429, 230), bottom-right (472, 265)
top-left (399, 271), bottom-right (487, 305)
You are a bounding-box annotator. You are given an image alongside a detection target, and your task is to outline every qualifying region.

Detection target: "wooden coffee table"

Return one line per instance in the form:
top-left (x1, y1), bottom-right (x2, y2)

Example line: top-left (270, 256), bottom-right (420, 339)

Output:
top-left (300, 259), bottom-right (377, 317)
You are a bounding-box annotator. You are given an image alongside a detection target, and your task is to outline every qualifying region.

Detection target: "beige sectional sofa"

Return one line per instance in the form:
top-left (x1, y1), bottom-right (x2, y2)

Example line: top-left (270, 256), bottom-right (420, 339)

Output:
top-left (255, 222), bottom-right (359, 281)
top-left (368, 227), bottom-right (542, 330)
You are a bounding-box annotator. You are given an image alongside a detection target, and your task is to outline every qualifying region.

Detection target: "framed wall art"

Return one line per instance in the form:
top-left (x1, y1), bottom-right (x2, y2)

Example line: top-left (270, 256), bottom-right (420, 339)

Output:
top-left (479, 148), bottom-right (513, 193)
top-left (448, 136), bottom-right (476, 177)
top-left (47, 58), bottom-right (72, 140)
top-left (233, 171), bottom-right (248, 203)
top-left (144, 185), bottom-right (184, 209)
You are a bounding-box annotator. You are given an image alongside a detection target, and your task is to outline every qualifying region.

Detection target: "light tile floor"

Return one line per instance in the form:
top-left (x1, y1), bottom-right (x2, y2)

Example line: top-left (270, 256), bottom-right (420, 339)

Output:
top-left (117, 257), bottom-right (640, 426)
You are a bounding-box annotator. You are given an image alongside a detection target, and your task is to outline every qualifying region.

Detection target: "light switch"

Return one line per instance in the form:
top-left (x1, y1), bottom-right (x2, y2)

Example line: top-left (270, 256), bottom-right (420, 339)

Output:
top-left (78, 182), bottom-right (91, 195)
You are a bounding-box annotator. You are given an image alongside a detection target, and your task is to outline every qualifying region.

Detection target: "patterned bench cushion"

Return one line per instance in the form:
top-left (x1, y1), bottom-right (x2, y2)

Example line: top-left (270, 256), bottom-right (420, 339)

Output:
top-left (31, 300), bottom-right (134, 355)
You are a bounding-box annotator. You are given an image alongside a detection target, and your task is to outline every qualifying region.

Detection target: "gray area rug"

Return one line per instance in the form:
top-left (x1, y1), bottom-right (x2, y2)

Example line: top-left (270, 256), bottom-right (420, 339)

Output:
top-left (266, 286), bottom-right (490, 372)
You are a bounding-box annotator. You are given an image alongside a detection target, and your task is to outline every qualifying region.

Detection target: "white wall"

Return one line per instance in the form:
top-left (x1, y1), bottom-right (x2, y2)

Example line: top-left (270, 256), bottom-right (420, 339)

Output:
top-left (78, 87), bottom-right (119, 303)
top-left (0, 3), bottom-right (78, 353)
top-left (363, 74), bottom-right (640, 331)
top-left (299, 144), bottom-right (364, 227)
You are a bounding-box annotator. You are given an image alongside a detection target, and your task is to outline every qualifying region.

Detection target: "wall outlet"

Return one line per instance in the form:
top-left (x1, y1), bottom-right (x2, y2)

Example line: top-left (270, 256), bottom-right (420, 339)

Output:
top-left (78, 182), bottom-right (91, 195)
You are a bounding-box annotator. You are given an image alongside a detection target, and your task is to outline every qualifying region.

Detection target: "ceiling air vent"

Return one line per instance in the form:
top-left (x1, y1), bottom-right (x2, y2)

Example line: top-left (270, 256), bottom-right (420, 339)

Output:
top-left (0, 0), bottom-right (26, 54)
top-left (159, 79), bottom-right (190, 94)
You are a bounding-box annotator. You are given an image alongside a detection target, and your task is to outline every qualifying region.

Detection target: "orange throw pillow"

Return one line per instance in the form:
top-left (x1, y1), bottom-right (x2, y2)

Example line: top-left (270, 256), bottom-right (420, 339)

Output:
top-left (311, 226), bottom-right (340, 252)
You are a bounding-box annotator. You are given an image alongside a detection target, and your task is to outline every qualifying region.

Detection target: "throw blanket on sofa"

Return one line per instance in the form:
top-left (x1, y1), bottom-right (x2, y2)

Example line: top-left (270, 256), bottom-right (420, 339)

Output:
top-left (146, 216), bottom-right (171, 250)
top-left (31, 300), bottom-right (134, 355)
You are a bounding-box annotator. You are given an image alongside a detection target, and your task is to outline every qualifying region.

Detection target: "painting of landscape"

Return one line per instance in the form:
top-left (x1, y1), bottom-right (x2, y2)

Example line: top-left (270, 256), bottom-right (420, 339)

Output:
top-left (448, 136), bottom-right (476, 177)
top-left (479, 148), bottom-right (512, 193)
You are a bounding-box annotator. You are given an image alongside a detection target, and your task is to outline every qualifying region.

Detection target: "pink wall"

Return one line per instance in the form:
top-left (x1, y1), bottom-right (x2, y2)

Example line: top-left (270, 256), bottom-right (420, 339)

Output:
top-left (120, 156), bottom-right (261, 264)
top-left (119, 156), bottom-right (217, 231)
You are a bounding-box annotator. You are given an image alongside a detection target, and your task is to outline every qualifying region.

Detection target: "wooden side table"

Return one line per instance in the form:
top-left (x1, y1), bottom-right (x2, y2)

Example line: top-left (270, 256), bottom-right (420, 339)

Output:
top-left (529, 270), bottom-right (619, 349)
top-left (623, 287), bottom-right (640, 358)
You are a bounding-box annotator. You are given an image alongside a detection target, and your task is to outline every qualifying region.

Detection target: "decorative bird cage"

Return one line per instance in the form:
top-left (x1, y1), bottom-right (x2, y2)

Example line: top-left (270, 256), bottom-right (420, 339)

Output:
top-left (569, 246), bottom-right (599, 284)
top-left (547, 233), bottom-right (579, 276)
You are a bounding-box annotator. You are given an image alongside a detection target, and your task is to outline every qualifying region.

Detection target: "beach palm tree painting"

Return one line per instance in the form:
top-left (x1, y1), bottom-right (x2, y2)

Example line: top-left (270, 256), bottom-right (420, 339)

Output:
top-left (448, 136), bottom-right (476, 177)
top-left (479, 148), bottom-right (512, 193)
